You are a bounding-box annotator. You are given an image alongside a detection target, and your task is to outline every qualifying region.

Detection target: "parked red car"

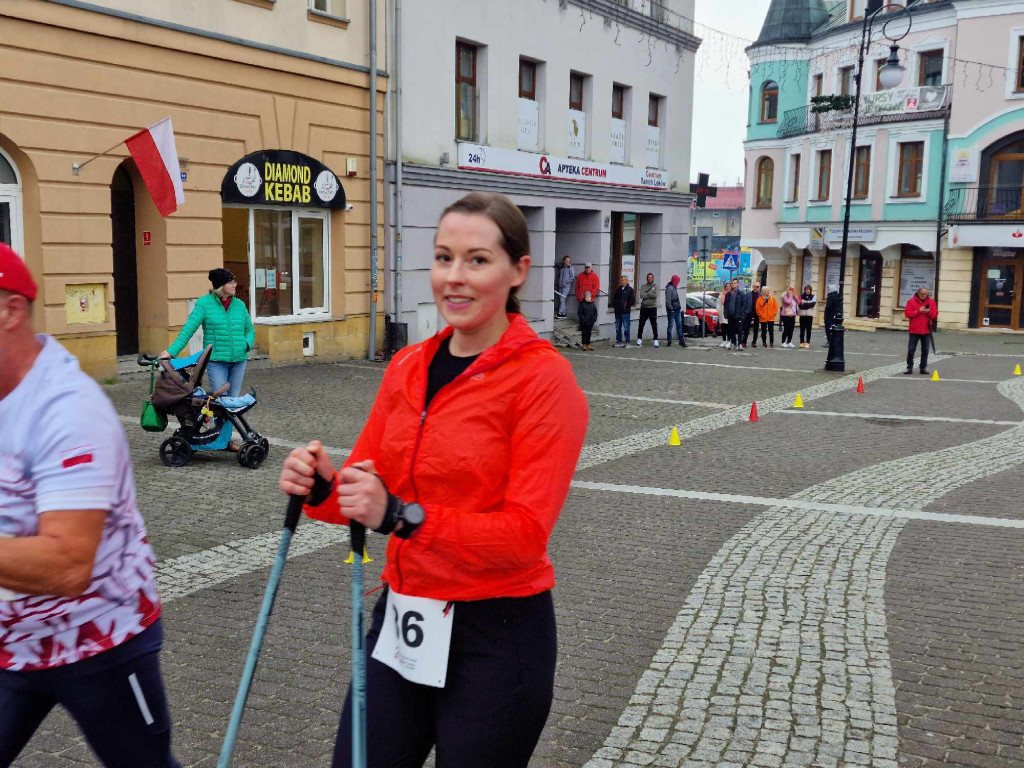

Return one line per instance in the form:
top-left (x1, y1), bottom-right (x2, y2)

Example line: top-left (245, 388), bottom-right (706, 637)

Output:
top-left (685, 294), bottom-right (719, 335)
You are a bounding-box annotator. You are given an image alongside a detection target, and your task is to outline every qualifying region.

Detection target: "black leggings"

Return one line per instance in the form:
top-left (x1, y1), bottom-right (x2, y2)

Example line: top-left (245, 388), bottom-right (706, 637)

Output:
top-left (333, 589), bottom-right (557, 768)
top-left (637, 307), bottom-right (658, 340)
top-left (580, 322), bottom-right (594, 345)
top-left (799, 316), bottom-right (813, 343)
top-left (781, 316), bottom-right (796, 344)
top-left (760, 320), bottom-right (775, 346)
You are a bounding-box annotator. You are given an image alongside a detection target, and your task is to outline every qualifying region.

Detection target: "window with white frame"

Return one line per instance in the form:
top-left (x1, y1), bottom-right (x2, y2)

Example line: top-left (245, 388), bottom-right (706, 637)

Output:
top-left (518, 58), bottom-right (540, 152)
top-left (309, 0), bottom-right (329, 12)
top-left (0, 148), bottom-right (23, 256)
top-left (456, 42), bottom-right (479, 141)
top-left (235, 207), bottom-right (330, 320)
top-left (887, 133), bottom-right (930, 201)
top-left (786, 151), bottom-right (801, 203)
top-left (813, 148), bottom-right (832, 201)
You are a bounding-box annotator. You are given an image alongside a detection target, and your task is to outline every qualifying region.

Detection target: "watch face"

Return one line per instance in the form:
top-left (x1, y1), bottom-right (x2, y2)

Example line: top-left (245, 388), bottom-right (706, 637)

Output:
top-left (402, 502), bottom-right (426, 527)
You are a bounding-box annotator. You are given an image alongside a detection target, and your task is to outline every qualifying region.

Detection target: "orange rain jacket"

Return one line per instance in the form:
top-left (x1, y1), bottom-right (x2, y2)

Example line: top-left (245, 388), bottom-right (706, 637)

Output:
top-left (306, 314), bottom-right (589, 601)
top-left (755, 294), bottom-right (779, 323)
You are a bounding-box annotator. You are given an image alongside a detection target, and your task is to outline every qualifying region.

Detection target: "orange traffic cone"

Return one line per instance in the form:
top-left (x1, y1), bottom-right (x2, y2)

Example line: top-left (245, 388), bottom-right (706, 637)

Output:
top-left (856, 376), bottom-right (865, 393)
top-left (748, 402), bottom-right (760, 422)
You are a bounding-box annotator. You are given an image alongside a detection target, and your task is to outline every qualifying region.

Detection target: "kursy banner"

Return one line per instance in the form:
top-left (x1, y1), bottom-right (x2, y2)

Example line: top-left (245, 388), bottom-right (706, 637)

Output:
top-left (221, 150), bottom-right (346, 209)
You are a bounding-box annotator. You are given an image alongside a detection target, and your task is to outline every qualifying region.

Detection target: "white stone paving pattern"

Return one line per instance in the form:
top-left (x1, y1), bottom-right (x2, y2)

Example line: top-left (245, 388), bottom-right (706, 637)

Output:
top-left (584, 376), bottom-right (1024, 768)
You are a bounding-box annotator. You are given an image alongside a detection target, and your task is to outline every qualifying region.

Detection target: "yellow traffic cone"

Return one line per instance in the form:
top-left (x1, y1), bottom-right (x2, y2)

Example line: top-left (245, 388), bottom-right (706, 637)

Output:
top-left (931, 370), bottom-right (940, 382)
top-left (1015, 364), bottom-right (1022, 376)
top-left (793, 394), bottom-right (804, 408)
top-left (668, 427), bottom-right (681, 446)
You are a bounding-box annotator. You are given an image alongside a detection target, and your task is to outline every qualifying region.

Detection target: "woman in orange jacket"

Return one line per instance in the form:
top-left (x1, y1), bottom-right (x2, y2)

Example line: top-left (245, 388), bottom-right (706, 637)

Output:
top-left (279, 192), bottom-right (588, 768)
top-left (755, 286), bottom-right (779, 348)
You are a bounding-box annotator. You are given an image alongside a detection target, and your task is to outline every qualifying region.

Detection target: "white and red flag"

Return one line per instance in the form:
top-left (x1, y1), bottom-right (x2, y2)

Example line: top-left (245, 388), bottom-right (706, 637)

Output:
top-left (125, 118), bottom-right (185, 217)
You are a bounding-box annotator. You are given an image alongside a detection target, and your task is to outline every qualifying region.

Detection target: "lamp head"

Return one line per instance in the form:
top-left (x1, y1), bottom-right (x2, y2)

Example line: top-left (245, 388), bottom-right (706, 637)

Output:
top-left (878, 44), bottom-right (905, 89)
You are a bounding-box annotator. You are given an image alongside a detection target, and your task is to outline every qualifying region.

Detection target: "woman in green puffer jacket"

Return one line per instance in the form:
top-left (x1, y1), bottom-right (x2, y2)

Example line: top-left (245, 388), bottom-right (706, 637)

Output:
top-left (160, 268), bottom-right (255, 402)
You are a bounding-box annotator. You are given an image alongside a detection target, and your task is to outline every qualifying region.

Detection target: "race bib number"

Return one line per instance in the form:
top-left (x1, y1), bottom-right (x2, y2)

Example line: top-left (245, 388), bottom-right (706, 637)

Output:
top-left (371, 589), bottom-right (453, 688)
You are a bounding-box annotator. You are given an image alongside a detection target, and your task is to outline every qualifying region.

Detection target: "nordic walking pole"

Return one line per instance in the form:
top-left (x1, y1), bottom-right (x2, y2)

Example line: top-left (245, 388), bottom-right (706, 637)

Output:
top-left (217, 494), bottom-right (305, 768)
top-left (348, 520), bottom-right (369, 768)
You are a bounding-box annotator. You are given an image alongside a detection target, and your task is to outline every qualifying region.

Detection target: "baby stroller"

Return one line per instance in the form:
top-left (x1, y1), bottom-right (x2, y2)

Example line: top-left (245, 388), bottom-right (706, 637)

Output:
top-left (138, 345), bottom-right (269, 469)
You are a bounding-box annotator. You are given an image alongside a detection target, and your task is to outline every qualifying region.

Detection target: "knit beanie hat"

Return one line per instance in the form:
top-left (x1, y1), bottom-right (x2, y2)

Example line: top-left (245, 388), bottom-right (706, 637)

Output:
top-left (209, 268), bottom-right (235, 290)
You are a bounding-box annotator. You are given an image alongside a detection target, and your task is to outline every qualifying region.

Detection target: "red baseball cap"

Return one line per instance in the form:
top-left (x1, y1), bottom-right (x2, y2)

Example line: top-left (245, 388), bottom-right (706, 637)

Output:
top-left (0, 243), bottom-right (37, 301)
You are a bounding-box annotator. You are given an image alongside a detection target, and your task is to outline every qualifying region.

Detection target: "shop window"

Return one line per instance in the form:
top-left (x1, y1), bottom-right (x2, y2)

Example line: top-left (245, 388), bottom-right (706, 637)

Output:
top-left (612, 84), bottom-right (625, 119)
top-left (853, 145), bottom-right (871, 199)
top-left (755, 157), bottom-right (774, 208)
top-left (760, 81), bottom-right (778, 123)
top-left (456, 42), bottom-right (478, 141)
top-left (246, 208), bottom-right (330, 320)
top-left (897, 141), bottom-right (924, 197)
top-left (569, 73), bottom-right (584, 111)
top-left (608, 212), bottom-right (639, 307)
top-left (919, 50), bottom-right (943, 87)
top-left (0, 148), bottom-right (23, 255)
top-left (519, 59), bottom-right (536, 100)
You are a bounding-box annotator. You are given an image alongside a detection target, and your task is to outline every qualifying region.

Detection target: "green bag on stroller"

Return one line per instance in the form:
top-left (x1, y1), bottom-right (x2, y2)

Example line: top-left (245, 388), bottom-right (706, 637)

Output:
top-left (140, 362), bottom-right (168, 432)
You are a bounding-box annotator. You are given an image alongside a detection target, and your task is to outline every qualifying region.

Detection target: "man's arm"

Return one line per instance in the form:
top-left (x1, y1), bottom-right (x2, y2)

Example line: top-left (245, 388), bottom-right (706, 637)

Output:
top-left (0, 510), bottom-right (106, 597)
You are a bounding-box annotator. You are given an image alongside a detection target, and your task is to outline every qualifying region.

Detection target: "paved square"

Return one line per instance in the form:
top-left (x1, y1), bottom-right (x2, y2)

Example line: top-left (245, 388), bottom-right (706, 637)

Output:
top-left (18, 330), bottom-right (1024, 767)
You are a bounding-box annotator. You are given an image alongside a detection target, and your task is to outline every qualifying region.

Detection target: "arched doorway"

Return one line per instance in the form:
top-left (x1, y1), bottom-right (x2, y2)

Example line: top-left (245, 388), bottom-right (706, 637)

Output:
top-left (111, 164), bottom-right (138, 355)
top-left (0, 146), bottom-right (23, 254)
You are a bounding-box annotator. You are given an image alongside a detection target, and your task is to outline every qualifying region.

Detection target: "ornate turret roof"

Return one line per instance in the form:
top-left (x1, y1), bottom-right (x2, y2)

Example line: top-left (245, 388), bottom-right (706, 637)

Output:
top-left (753, 0), bottom-right (831, 46)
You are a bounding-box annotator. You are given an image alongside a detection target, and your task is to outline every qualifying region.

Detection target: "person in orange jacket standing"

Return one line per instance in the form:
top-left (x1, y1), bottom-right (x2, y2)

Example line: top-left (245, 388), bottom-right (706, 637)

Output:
top-left (904, 286), bottom-right (938, 375)
top-left (279, 192), bottom-right (588, 768)
top-left (575, 262), bottom-right (600, 305)
top-left (755, 286), bottom-right (779, 348)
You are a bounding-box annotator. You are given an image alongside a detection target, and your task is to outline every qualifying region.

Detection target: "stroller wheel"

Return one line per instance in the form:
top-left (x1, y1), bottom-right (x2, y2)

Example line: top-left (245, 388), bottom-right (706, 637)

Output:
top-left (159, 436), bottom-right (192, 467)
top-left (238, 442), bottom-right (268, 470)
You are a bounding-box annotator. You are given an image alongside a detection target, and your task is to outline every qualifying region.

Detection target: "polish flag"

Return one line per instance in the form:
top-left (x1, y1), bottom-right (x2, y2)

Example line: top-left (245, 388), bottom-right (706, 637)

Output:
top-left (125, 118), bottom-right (185, 217)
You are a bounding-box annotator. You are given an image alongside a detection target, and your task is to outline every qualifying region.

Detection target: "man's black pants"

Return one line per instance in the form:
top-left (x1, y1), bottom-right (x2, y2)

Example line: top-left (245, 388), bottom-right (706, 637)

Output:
top-left (907, 333), bottom-right (930, 371)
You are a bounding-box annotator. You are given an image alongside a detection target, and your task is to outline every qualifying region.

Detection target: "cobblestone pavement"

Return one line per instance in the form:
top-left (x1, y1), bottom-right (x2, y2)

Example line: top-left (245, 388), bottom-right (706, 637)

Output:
top-left (18, 330), bottom-right (1024, 767)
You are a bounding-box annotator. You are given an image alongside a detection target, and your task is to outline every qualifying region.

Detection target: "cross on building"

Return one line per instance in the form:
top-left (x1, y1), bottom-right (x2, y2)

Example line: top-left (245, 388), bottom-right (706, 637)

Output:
top-left (689, 172), bottom-right (717, 208)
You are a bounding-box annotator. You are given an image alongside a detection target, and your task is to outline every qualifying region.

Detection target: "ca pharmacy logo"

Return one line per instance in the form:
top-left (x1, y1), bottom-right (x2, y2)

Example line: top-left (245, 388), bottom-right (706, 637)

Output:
top-left (234, 163), bottom-right (262, 197)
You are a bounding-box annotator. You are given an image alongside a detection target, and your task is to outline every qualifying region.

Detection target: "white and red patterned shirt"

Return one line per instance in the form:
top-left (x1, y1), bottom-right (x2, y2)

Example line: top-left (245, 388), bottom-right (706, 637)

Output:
top-left (0, 335), bottom-right (161, 671)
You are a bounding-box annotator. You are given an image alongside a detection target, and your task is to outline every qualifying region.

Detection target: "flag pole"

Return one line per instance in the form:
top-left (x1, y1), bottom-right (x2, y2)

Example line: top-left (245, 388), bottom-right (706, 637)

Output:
top-left (72, 139), bottom-right (128, 176)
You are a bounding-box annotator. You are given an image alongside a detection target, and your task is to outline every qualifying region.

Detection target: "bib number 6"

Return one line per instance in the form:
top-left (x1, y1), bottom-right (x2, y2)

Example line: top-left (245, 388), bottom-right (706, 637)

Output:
top-left (393, 606), bottom-right (424, 648)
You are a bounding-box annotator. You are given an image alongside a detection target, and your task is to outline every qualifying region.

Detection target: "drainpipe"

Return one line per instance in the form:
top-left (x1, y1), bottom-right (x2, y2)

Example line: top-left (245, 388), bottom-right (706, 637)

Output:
top-left (368, 0), bottom-right (379, 361)
top-left (394, 0), bottom-right (403, 327)
top-left (933, 104), bottom-right (951, 307)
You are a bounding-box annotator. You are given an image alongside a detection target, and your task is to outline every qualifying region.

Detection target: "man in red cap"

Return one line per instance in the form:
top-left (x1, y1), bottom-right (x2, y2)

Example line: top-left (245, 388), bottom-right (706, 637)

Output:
top-left (0, 244), bottom-right (181, 767)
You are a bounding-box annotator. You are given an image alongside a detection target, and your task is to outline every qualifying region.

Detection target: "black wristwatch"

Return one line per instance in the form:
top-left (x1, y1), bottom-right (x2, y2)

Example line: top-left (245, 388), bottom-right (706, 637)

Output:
top-left (376, 493), bottom-right (425, 539)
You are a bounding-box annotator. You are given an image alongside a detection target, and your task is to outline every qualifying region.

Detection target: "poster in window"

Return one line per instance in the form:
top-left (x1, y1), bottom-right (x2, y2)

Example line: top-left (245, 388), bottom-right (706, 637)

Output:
top-left (518, 98), bottom-right (539, 152)
top-left (646, 125), bottom-right (661, 169)
top-left (568, 109), bottom-right (586, 159)
top-left (802, 256), bottom-right (813, 289)
top-left (610, 118), bottom-right (626, 164)
top-left (899, 258), bottom-right (934, 306)
top-left (825, 255), bottom-right (841, 291)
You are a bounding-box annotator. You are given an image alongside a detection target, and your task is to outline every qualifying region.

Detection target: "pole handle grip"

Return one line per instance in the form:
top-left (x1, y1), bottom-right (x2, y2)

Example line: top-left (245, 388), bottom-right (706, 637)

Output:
top-left (351, 521), bottom-right (366, 555)
top-left (284, 495), bottom-right (305, 533)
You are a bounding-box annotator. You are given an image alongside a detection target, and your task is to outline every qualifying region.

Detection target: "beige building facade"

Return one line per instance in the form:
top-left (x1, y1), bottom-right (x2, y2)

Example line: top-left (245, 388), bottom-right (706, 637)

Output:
top-left (0, 0), bottom-right (385, 378)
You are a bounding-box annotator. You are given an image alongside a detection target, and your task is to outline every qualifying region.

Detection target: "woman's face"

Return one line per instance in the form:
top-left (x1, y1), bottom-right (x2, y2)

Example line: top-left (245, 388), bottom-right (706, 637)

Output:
top-left (646, 273), bottom-right (654, 284)
top-left (222, 280), bottom-right (237, 298)
top-left (432, 212), bottom-right (529, 334)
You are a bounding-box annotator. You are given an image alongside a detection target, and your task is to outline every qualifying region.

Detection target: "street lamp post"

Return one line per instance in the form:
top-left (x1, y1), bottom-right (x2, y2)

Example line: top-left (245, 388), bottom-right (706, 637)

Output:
top-left (825, 3), bottom-right (911, 371)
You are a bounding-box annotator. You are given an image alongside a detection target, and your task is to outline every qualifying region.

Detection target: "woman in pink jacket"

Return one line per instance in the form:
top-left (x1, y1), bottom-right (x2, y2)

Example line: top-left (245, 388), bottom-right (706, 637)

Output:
top-left (779, 286), bottom-right (800, 348)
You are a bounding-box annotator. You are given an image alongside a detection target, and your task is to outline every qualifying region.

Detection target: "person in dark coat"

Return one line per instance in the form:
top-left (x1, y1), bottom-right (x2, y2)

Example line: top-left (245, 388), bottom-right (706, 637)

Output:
top-left (612, 276), bottom-right (635, 348)
top-left (725, 278), bottom-right (747, 348)
top-left (823, 284), bottom-right (841, 348)
top-left (664, 275), bottom-right (686, 348)
top-left (578, 290), bottom-right (598, 351)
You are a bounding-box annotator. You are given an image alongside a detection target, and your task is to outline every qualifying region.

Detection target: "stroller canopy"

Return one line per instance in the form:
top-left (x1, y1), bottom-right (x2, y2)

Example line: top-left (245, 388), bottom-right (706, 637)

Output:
top-left (152, 345), bottom-right (213, 410)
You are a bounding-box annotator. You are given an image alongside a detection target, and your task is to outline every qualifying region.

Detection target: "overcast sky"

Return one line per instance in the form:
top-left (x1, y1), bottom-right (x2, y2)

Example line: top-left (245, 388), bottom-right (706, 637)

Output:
top-left (690, 0), bottom-right (773, 187)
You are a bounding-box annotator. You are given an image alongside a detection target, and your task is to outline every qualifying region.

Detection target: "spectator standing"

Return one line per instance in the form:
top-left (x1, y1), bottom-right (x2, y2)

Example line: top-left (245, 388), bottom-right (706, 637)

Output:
top-left (904, 287), bottom-right (938, 375)
top-left (612, 275), bottom-right (634, 348)
top-left (823, 284), bottom-right (840, 348)
top-left (755, 287), bottom-right (778, 348)
top-left (0, 245), bottom-right (180, 768)
top-left (555, 255), bottom-right (575, 318)
top-left (578, 290), bottom-right (598, 351)
top-left (664, 275), bottom-right (686, 348)
top-left (575, 263), bottom-right (600, 305)
top-left (716, 282), bottom-right (732, 348)
top-left (746, 281), bottom-right (762, 348)
top-left (725, 279), bottom-right (746, 349)
top-left (797, 285), bottom-right (817, 348)
top-left (636, 273), bottom-right (659, 348)
top-left (779, 286), bottom-right (800, 348)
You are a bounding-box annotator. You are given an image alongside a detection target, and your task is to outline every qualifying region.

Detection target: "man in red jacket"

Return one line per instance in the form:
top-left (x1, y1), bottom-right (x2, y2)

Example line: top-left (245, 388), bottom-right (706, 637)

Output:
top-left (575, 262), bottom-right (600, 304)
top-left (904, 286), bottom-right (938, 375)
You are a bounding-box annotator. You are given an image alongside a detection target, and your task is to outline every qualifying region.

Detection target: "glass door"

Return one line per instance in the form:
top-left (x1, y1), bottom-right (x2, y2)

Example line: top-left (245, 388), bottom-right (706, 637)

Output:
top-left (979, 260), bottom-right (1019, 328)
top-left (0, 200), bottom-right (10, 246)
top-left (857, 251), bottom-right (882, 318)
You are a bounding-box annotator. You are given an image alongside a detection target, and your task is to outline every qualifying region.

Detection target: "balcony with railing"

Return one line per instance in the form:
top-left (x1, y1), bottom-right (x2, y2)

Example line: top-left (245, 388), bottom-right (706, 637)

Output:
top-left (776, 84), bottom-right (950, 139)
top-left (944, 186), bottom-right (1024, 223)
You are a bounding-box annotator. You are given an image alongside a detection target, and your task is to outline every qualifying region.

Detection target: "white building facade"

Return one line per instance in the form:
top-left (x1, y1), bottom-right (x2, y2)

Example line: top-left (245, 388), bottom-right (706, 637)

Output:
top-left (385, 0), bottom-right (699, 343)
